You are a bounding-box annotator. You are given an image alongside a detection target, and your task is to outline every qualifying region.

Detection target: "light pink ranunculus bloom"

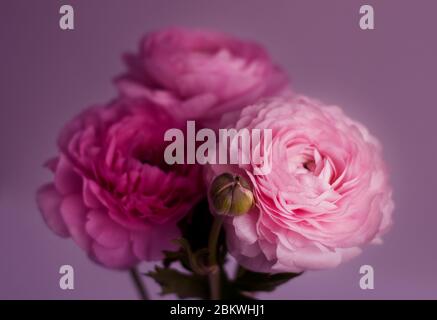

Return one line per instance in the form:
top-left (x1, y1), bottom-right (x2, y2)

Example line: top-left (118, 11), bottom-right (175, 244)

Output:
top-left (115, 27), bottom-right (289, 125)
top-left (36, 99), bottom-right (203, 269)
top-left (207, 96), bottom-right (394, 273)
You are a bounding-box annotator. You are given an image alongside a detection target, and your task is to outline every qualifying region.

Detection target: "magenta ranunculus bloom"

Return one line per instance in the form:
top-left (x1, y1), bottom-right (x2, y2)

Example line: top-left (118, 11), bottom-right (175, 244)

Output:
top-left (36, 99), bottom-right (203, 269)
top-left (207, 96), bottom-right (394, 273)
top-left (115, 27), bottom-right (289, 125)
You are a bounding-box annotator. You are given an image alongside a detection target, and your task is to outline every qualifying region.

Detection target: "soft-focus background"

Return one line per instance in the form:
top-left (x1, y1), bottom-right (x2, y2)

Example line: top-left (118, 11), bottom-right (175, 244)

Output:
top-left (1, 0), bottom-right (436, 299)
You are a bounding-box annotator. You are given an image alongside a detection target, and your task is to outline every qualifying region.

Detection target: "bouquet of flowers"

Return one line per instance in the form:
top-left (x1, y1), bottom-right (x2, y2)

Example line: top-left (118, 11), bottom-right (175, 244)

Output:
top-left (36, 27), bottom-right (393, 300)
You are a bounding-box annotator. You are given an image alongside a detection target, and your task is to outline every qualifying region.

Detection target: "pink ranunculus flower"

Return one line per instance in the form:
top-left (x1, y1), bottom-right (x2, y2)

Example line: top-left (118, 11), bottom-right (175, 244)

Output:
top-left (207, 96), bottom-right (394, 273)
top-left (36, 99), bottom-right (203, 269)
top-left (115, 27), bottom-right (289, 125)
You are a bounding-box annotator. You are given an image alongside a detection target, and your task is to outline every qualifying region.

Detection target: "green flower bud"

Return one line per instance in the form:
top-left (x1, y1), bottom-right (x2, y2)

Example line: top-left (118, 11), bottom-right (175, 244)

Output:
top-left (209, 173), bottom-right (254, 216)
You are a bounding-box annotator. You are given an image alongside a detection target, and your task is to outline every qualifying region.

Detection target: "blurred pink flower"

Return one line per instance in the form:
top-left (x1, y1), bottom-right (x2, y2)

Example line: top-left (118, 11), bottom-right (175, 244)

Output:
top-left (115, 27), bottom-right (289, 126)
top-left (207, 96), bottom-right (394, 273)
top-left (37, 99), bottom-right (203, 269)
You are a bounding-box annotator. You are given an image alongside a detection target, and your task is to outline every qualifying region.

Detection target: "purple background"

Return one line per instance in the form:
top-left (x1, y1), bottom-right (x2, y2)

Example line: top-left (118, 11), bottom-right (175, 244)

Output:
top-left (1, 0), bottom-right (436, 299)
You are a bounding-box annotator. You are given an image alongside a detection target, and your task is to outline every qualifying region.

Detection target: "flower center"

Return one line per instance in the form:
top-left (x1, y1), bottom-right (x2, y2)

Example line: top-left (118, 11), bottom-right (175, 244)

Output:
top-left (303, 160), bottom-right (316, 172)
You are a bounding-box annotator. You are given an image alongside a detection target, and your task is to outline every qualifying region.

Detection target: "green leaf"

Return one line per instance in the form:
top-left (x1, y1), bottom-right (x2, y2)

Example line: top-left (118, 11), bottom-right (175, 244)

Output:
top-left (220, 268), bottom-right (255, 300)
top-left (147, 267), bottom-right (209, 299)
top-left (162, 249), bottom-right (187, 268)
top-left (163, 238), bottom-right (210, 274)
top-left (234, 266), bottom-right (302, 292)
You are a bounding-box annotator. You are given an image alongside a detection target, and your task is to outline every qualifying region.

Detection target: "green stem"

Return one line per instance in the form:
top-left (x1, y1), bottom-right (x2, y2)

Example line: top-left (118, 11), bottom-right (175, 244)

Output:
top-left (208, 215), bottom-right (224, 300)
top-left (129, 267), bottom-right (149, 300)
